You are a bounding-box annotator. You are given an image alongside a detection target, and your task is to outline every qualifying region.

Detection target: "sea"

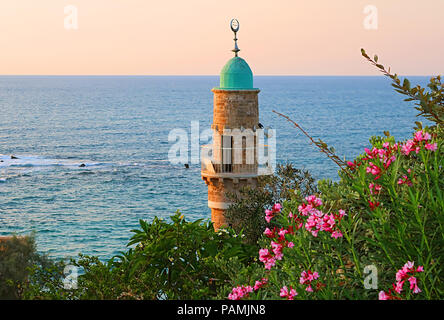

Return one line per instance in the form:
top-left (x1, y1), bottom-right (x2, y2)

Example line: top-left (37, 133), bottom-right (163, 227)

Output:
top-left (0, 75), bottom-right (429, 260)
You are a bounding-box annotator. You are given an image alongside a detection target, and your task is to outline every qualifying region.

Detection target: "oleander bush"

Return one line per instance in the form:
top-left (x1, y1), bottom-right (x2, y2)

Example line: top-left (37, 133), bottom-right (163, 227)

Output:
top-left (219, 51), bottom-right (443, 300)
top-left (221, 125), bottom-right (443, 300)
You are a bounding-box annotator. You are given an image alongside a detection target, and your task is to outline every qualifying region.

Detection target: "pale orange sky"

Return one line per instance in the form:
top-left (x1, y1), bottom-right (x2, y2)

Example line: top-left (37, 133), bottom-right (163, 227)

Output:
top-left (1, 0), bottom-right (443, 75)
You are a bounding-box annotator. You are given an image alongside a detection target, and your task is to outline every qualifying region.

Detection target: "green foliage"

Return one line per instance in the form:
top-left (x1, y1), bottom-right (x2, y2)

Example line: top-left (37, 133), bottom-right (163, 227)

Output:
top-left (221, 126), bottom-right (443, 300)
top-left (0, 235), bottom-right (56, 299)
top-left (220, 54), bottom-right (443, 300)
top-left (23, 211), bottom-right (257, 300)
top-left (225, 163), bottom-right (317, 244)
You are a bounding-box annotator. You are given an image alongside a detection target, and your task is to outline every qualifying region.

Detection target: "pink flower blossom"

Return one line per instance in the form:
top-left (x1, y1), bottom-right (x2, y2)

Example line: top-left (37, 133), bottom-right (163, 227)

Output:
top-left (298, 203), bottom-right (313, 216)
top-left (264, 227), bottom-right (274, 237)
top-left (272, 203), bottom-right (282, 212)
top-left (401, 139), bottom-right (415, 155)
top-left (259, 248), bottom-right (276, 270)
top-left (414, 130), bottom-right (431, 142)
top-left (305, 195), bottom-right (323, 207)
top-left (394, 280), bottom-right (404, 294)
top-left (280, 286), bottom-right (298, 300)
top-left (331, 230), bottom-right (343, 239)
top-left (300, 270), bottom-right (320, 292)
top-left (425, 143), bottom-right (437, 151)
top-left (366, 162), bottom-right (382, 178)
top-left (228, 285), bottom-right (253, 300)
top-left (265, 209), bottom-right (274, 223)
top-left (369, 183), bottom-right (382, 195)
top-left (378, 291), bottom-right (390, 300)
top-left (382, 261), bottom-right (424, 299)
top-left (253, 278), bottom-right (268, 291)
top-left (271, 241), bottom-right (284, 260)
top-left (278, 228), bottom-right (288, 238)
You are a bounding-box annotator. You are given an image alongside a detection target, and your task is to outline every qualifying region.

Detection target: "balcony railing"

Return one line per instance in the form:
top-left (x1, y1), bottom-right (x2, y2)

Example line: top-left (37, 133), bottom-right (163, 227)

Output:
top-left (201, 144), bottom-right (273, 176)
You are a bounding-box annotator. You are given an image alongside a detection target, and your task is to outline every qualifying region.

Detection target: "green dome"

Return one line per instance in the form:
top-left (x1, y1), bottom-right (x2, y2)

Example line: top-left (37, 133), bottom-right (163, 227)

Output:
top-left (218, 57), bottom-right (254, 90)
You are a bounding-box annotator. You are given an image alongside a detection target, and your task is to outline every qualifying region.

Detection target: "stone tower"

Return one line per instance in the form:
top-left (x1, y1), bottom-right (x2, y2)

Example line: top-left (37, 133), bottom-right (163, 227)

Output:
top-left (201, 19), bottom-right (272, 230)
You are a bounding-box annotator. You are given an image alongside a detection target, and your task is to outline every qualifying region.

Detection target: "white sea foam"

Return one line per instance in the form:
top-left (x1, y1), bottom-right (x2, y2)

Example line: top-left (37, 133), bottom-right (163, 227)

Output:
top-left (0, 154), bottom-right (105, 169)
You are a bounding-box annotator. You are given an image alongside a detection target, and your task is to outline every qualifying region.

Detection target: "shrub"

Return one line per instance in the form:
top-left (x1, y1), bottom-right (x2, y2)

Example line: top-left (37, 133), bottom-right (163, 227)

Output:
top-left (220, 51), bottom-right (444, 300)
top-left (0, 235), bottom-right (56, 299)
top-left (23, 211), bottom-right (257, 300)
top-left (222, 126), bottom-right (443, 299)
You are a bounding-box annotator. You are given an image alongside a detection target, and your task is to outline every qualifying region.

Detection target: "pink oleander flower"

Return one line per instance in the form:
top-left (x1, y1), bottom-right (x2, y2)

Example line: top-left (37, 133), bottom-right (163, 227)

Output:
top-left (253, 278), bottom-right (268, 291)
top-left (259, 248), bottom-right (272, 262)
top-left (264, 227), bottom-right (274, 237)
top-left (278, 228), bottom-right (288, 238)
top-left (228, 285), bottom-right (253, 300)
top-left (271, 241), bottom-right (284, 260)
top-left (368, 200), bottom-right (380, 211)
top-left (331, 230), bottom-right (343, 239)
top-left (265, 209), bottom-right (274, 223)
top-left (366, 162), bottom-right (382, 178)
top-left (259, 248), bottom-right (276, 270)
top-left (300, 270), bottom-right (320, 292)
top-left (272, 203), bottom-right (282, 212)
top-left (304, 206), bottom-right (344, 238)
top-left (305, 195), bottom-right (323, 207)
top-left (379, 291), bottom-right (390, 300)
top-left (300, 270), bottom-right (319, 284)
top-left (369, 183), bottom-right (382, 195)
top-left (425, 143), bottom-right (437, 151)
top-left (382, 261), bottom-right (424, 300)
top-left (265, 203), bottom-right (282, 223)
top-left (401, 139), bottom-right (415, 155)
top-left (280, 286), bottom-right (297, 300)
top-left (394, 280), bottom-right (404, 294)
top-left (287, 241), bottom-right (294, 248)
top-left (396, 269), bottom-right (407, 282)
top-left (414, 130), bottom-right (431, 142)
top-left (408, 277), bottom-right (421, 294)
top-left (398, 175), bottom-right (413, 187)
top-left (298, 203), bottom-right (313, 216)
top-left (347, 161), bottom-right (356, 168)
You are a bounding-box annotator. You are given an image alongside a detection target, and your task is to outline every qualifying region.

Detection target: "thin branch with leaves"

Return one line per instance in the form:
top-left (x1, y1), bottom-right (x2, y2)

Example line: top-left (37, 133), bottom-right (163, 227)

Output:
top-left (272, 110), bottom-right (353, 178)
top-left (361, 48), bottom-right (443, 125)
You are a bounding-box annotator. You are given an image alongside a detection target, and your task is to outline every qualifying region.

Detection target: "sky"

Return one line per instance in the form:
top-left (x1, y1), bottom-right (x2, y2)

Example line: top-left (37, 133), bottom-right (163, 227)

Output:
top-left (0, 0), bottom-right (443, 75)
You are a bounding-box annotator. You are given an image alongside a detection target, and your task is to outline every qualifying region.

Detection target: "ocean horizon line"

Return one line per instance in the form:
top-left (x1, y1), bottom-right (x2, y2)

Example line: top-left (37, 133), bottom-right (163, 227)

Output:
top-left (0, 74), bottom-right (435, 77)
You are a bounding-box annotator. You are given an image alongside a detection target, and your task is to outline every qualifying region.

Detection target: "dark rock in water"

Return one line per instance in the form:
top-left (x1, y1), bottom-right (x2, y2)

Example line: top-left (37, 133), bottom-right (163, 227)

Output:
top-left (10, 155), bottom-right (19, 159)
top-left (184, 164), bottom-right (189, 169)
top-left (79, 163), bottom-right (86, 167)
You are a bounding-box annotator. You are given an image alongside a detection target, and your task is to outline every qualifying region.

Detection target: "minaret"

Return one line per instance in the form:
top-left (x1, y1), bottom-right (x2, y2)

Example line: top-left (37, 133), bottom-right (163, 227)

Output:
top-left (201, 19), bottom-right (271, 230)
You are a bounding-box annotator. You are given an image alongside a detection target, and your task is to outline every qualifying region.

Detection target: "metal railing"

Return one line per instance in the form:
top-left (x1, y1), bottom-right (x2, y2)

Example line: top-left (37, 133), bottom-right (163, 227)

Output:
top-left (200, 144), bottom-right (273, 175)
